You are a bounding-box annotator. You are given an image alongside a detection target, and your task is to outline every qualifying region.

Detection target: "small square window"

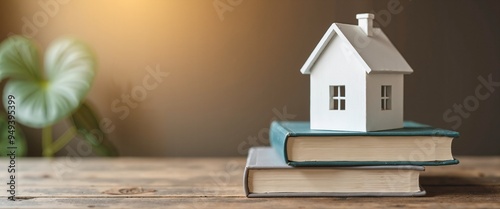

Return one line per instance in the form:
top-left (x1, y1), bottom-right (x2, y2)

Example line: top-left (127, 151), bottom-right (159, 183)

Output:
top-left (330, 85), bottom-right (346, 110)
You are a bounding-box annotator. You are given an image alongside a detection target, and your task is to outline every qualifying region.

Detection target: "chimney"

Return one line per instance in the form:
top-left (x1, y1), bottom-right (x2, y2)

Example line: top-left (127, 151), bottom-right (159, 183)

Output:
top-left (356, 13), bottom-right (375, 36)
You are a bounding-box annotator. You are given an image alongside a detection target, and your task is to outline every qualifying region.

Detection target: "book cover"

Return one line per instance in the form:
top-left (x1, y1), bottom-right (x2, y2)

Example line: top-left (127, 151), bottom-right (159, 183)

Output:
top-left (270, 121), bottom-right (459, 166)
top-left (244, 147), bottom-right (426, 197)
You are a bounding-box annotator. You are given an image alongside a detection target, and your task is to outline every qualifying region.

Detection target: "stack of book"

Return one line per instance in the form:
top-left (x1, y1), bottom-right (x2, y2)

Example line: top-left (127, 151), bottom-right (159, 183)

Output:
top-left (243, 121), bottom-right (459, 197)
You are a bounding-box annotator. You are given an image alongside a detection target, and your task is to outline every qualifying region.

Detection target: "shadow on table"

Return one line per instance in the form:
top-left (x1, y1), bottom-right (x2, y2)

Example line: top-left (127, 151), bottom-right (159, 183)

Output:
top-left (420, 175), bottom-right (499, 196)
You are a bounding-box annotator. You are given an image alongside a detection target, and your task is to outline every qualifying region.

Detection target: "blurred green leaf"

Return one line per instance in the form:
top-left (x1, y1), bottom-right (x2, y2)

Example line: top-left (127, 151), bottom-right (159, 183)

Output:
top-left (0, 36), bottom-right (96, 128)
top-left (0, 112), bottom-right (27, 157)
top-left (0, 36), bottom-right (41, 81)
top-left (71, 101), bottom-right (118, 156)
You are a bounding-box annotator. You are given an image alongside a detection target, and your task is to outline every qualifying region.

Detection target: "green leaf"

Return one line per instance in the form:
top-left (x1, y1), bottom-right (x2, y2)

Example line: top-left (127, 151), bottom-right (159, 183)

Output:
top-left (0, 112), bottom-right (27, 157)
top-left (0, 36), bottom-right (41, 81)
top-left (71, 101), bottom-right (118, 156)
top-left (0, 36), bottom-right (96, 128)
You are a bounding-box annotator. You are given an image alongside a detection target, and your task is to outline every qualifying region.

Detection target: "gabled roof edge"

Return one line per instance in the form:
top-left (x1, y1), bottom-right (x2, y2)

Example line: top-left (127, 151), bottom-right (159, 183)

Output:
top-left (300, 24), bottom-right (336, 74)
top-left (330, 23), bottom-right (372, 74)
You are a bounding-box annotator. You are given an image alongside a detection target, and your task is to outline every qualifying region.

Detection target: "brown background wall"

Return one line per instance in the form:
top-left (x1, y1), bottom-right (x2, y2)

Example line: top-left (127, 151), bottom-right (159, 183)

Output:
top-left (0, 0), bottom-right (499, 156)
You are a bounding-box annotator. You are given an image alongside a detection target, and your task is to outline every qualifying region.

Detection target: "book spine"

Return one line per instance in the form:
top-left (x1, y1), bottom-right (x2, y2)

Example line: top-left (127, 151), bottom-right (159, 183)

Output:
top-left (269, 121), bottom-right (291, 164)
top-left (243, 148), bottom-right (256, 197)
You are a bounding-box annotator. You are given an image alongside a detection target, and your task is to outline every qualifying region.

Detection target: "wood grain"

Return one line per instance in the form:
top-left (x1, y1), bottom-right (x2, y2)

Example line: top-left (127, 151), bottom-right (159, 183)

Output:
top-left (0, 156), bottom-right (498, 208)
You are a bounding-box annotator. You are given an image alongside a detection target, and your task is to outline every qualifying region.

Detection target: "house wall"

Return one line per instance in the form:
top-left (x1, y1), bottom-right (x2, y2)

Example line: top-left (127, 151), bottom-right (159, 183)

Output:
top-left (310, 34), bottom-right (367, 131)
top-left (366, 74), bottom-right (404, 131)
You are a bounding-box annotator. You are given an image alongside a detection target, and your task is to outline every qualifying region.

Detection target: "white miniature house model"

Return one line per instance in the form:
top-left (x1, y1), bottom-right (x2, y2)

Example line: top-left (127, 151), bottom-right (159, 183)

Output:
top-left (300, 13), bottom-right (413, 132)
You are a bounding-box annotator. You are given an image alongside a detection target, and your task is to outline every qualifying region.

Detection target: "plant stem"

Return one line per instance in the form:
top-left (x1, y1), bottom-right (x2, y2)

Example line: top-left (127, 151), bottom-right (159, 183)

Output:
top-left (42, 126), bottom-right (53, 157)
top-left (51, 125), bottom-right (77, 154)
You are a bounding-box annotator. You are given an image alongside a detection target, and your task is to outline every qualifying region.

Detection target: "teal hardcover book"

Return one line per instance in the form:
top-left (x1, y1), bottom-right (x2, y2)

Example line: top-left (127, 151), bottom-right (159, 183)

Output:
top-left (270, 121), bottom-right (459, 166)
top-left (244, 147), bottom-right (426, 197)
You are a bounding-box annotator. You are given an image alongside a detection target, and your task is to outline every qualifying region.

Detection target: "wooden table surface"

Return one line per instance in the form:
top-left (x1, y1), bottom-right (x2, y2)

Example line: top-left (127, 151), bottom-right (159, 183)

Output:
top-left (0, 156), bottom-right (499, 209)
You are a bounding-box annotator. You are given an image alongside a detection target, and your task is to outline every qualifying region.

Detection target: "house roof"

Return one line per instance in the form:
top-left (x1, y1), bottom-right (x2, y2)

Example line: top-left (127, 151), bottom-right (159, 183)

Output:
top-left (300, 23), bottom-right (413, 74)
